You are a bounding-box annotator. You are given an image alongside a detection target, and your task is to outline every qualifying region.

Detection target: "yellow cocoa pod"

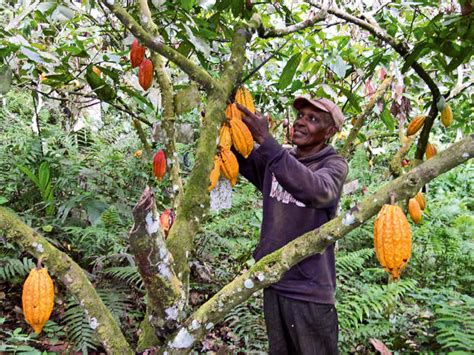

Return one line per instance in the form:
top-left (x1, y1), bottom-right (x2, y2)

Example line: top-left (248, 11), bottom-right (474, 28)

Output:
top-left (415, 191), bottom-right (426, 210)
top-left (219, 149), bottom-right (239, 186)
top-left (208, 156), bottom-right (220, 192)
top-left (374, 203), bottom-right (412, 280)
top-left (425, 143), bottom-right (437, 160)
top-left (230, 119), bottom-right (253, 158)
top-left (408, 198), bottom-right (422, 224)
top-left (22, 266), bottom-right (55, 334)
top-left (219, 124), bottom-right (233, 150)
top-left (225, 103), bottom-right (242, 121)
top-left (407, 115), bottom-right (426, 136)
top-left (441, 104), bottom-right (453, 127)
top-left (235, 87), bottom-right (255, 113)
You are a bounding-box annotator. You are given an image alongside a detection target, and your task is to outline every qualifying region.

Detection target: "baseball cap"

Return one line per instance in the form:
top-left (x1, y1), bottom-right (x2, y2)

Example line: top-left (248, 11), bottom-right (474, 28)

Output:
top-left (293, 96), bottom-right (345, 131)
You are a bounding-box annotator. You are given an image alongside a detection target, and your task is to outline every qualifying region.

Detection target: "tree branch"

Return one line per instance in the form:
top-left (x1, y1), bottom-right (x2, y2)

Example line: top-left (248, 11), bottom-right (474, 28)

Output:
top-left (0, 208), bottom-right (133, 354)
top-left (341, 75), bottom-right (393, 157)
top-left (164, 134), bottom-right (473, 351)
top-left (99, 0), bottom-right (216, 91)
top-left (258, 9), bottom-right (327, 38)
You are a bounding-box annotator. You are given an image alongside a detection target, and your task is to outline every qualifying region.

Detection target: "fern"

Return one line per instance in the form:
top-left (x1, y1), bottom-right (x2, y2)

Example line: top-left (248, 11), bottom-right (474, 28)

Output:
top-left (103, 266), bottom-right (144, 291)
top-left (336, 248), bottom-right (374, 274)
top-left (63, 297), bottom-right (100, 353)
top-left (224, 293), bottom-right (267, 352)
top-left (433, 294), bottom-right (474, 352)
top-left (0, 257), bottom-right (35, 283)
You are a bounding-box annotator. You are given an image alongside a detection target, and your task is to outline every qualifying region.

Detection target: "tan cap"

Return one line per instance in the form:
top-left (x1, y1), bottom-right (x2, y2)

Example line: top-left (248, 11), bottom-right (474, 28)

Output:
top-left (293, 96), bottom-right (345, 131)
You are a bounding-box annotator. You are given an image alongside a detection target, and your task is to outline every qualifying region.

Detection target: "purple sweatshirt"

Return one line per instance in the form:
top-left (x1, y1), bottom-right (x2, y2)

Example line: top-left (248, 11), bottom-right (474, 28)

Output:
top-left (235, 136), bottom-right (348, 304)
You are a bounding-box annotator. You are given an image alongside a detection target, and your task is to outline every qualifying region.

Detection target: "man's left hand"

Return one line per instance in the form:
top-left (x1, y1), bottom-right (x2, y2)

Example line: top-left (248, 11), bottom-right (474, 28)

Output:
top-left (236, 103), bottom-right (270, 145)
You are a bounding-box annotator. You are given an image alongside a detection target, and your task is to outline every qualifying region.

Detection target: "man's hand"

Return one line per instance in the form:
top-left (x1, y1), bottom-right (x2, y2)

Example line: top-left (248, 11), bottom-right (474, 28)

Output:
top-left (236, 103), bottom-right (270, 145)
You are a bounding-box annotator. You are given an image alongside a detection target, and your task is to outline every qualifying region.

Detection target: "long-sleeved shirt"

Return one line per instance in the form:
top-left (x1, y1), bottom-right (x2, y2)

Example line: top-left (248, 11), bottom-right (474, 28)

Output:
top-left (235, 136), bottom-right (348, 304)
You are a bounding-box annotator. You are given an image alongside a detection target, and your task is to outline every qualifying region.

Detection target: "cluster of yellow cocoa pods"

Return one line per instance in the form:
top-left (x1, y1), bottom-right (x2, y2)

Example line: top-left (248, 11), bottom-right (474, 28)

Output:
top-left (209, 87), bottom-right (255, 191)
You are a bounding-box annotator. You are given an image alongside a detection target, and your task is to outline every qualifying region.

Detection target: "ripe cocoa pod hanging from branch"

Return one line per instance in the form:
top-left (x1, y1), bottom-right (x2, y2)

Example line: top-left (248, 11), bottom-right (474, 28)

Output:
top-left (230, 119), bottom-right (253, 158)
top-left (415, 191), bottom-right (426, 210)
top-left (235, 87), bottom-right (256, 114)
top-left (130, 39), bottom-right (145, 68)
top-left (374, 195), bottom-right (412, 280)
top-left (219, 124), bottom-right (233, 151)
top-left (425, 143), bottom-right (437, 160)
top-left (160, 208), bottom-right (175, 238)
top-left (407, 115), bottom-right (426, 136)
top-left (22, 261), bottom-right (55, 334)
top-left (139, 59), bottom-right (154, 91)
top-left (408, 198), bottom-right (422, 224)
top-left (441, 104), bottom-right (453, 127)
top-left (153, 150), bottom-right (166, 180)
top-left (208, 156), bottom-right (221, 192)
top-left (219, 149), bottom-right (239, 186)
top-left (225, 103), bottom-right (242, 121)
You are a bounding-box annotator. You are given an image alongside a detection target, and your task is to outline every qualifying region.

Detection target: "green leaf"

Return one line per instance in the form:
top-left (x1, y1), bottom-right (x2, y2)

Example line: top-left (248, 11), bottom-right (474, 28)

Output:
top-left (18, 165), bottom-right (39, 186)
top-left (0, 196), bottom-right (8, 205)
top-left (278, 53), bottom-right (301, 90)
top-left (85, 65), bottom-right (116, 102)
top-left (380, 106), bottom-right (395, 132)
top-left (231, 0), bottom-right (244, 18)
top-left (180, 0), bottom-right (195, 11)
top-left (38, 162), bottom-right (51, 192)
top-left (42, 225), bottom-right (54, 232)
top-left (331, 56), bottom-right (350, 79)
top-left (401, 43), bottom-right (430, 73)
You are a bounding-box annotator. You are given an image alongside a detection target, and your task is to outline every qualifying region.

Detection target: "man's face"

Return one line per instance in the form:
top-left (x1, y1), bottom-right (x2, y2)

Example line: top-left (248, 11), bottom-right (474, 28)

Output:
top-left (291, 105), bottom-right (337, 147)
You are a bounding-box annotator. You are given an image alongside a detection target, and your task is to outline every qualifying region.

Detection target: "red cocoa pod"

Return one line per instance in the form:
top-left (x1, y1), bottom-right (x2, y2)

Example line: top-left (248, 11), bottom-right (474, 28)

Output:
top-left (139, 59), bottom-right (154, 91)
top-left (130, 39), bottom-right (145, 68)
top-left (153, 150), bottom-right (166, 180)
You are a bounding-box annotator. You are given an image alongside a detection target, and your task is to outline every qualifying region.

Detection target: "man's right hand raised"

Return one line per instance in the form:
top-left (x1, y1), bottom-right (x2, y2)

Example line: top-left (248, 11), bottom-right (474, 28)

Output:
top-left (236, 103), bottom-right (270, 145)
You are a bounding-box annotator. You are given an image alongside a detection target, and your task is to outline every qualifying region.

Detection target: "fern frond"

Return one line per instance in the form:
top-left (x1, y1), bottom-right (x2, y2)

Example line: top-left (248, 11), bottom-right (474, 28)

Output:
top-left (336, 248), bottom-right (374, 273)
top-left (103, 266), bottom-right (143, 291)
top-left (63, 297), bottom-right (100, 352)
top-left (0, 257), bottom-right (35, 283)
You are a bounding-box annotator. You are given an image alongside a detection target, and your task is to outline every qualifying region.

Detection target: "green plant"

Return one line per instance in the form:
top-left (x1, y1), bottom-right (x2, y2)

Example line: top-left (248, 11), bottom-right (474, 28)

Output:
top-left (0, 256), bottom-right (35, 284)
top-left (18, 162), bottom-right (55, 216)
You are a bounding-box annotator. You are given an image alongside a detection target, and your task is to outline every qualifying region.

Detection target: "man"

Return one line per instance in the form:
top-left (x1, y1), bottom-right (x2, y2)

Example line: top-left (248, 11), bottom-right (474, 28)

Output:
top-left (235, 97), bottom-right (348, 355)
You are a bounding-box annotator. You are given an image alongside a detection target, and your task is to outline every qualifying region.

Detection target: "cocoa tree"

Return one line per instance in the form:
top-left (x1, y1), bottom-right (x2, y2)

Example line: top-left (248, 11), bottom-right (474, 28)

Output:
top-left (1, 1), bottom-right (472, 353)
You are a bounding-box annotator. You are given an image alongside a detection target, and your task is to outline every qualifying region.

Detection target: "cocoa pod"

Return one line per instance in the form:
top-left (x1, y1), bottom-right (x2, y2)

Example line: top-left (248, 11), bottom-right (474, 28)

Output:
top-left (374, 203), bottom-right (412, 280)
top-left (425, 143), bottom-right (437, 160)
top-left (139, 59), bottom-right (154, 91)
top-left (235, 87), bottom-right (256, 113)
top-left (208, 156), bottom-right (220, 192)
top-left (230, 119), bottom-right (253, 158)
top-left (225, 103), bottom-right (242, 121)
top-left (130, 39), bottom-right (145, 68)
top-left (219, 124), bottom-right (233, 150)
top-left (22, 266), bottom-right (54, 334)
top-left (408, 198), bottom-right (422, 224)
top-left (153, 150), bottom-right (166, 180)
top-left (415, 191), bottom-right (426, 210)
top-left (407, 115), bottom-right (426, 136)
top-left (160, 208), bottom-right (174, 237)
top-left (219, 149), bottom-right (239, 186)
top-left (441, 104), bottom-right (453, 127)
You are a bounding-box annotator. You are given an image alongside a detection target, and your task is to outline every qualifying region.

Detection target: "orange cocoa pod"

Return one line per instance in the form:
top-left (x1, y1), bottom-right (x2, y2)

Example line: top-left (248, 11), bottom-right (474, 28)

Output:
top-left (153, 150), bottom-right (166, 180)
top-left (130, 39), bottom-right (145, 68)
top-left (160, 208), bottom-right (174, 237)
top-left (407, 115), bottom-right (426, 136)
top-left (219, 149), bottom-right (239, 186)
top-left (408, 198), bottom-right (422, 224)
top-left (425, 143), bottom-right (437, 160)
top-left (229, 119), bottom-right (253, 158)
top-left (225, 103), bottom-right (242, 121)
top-left (235, 87), bottom-right (255, 113)
top-left (139, 59), bottom-right (154, 91)
top-left (374, 203), bottom-right (412, 280)
top-left (219, 124), bottom-right (233, 150)
top-left (415, 192), bottom-right (426, 210)
top-left (22, 266), bottom-right (55, 334)
top-left (208, 156), bottom-right (221, 192)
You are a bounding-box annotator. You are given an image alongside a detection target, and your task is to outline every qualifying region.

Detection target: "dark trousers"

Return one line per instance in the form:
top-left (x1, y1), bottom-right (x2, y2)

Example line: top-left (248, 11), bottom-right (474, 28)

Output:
top-left (263, 288), bottom-right (339, 355)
